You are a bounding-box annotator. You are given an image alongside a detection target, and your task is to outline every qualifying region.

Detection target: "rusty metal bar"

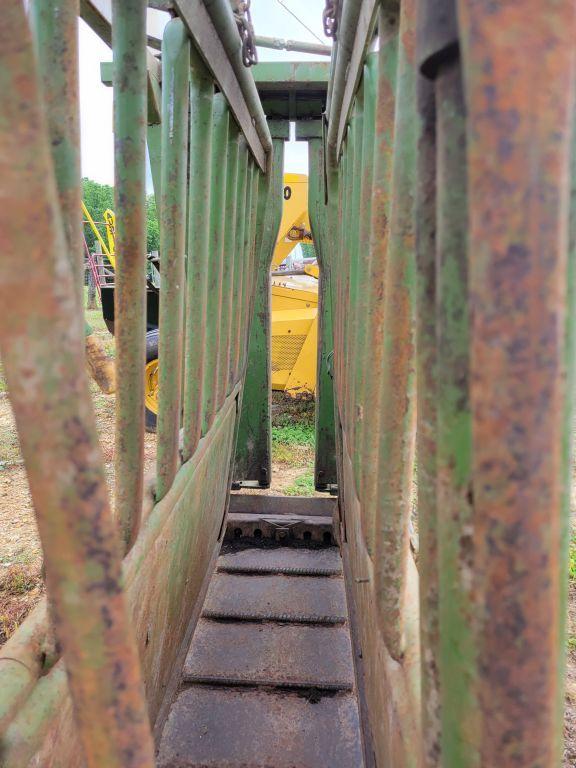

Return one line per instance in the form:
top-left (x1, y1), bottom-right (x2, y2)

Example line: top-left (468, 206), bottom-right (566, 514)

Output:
top-left (202, 95), bottom-right (230, 433)
top-left (111, 0), bottom-right (148, 550)
top-left (435, 49), bottom-right (477, 766)
top-left (156, 19), bottom-right (190, 500)
top-left (373, 0), bottom-right (417, 661)
top-left (30, 0), bottom-right (83, 311)
top-left (183, 47), bottom-right (214, 462)
top-left (350, 55), bottom-right (377, 491)
top-left (415, 71), bottom-right (440, 768)
top-left (457, 2), bottom-right (576, 764)
top-left (0, 6), bottom-right (154, 765)
top-left (360, 4), bottom-right (398, 558)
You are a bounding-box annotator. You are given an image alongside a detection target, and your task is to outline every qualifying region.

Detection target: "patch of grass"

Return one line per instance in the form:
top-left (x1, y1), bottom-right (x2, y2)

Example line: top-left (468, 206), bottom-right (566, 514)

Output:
top-left (570, 533), bottom-right (576, 583)
top-left (284, 471), bottom-right (315, 497)
top-left (0, 361), bottom-right (6, 394)
top-left (270, 393), bottom-right (316, 468)
top-left (272, 423), bottom-right (315, 448)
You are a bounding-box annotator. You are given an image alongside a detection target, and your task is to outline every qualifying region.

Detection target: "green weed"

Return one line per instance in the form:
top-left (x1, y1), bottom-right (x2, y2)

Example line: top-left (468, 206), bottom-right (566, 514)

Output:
top-left (284, 471), bottom-right (315, 497)
top-left (272, 423), bottom-right (315, 448)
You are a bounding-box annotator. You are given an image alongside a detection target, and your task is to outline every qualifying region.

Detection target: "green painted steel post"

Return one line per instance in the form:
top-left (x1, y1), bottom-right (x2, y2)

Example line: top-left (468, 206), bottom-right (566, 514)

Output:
top-left (183, 48), bottom-right (214, 461)
top-left (351, 56), bottom-right (377, 489)
top-left (0, 6), bottom-right (154, 765)
top-left (156, 19), bottom-right (190, 500)
top-left (360, 5), bottom-right (399, 555)
top-left (29, 0), bottom-right (83, 311)
top-left (216, 127), bottom-right (240, 408)
top-left (343, 90), bottom-right (364, 457)
top-left (435, 52), bottom-right (478, 766)
top-left (303, 128), bottom-right (337, 490)
top-left (373, 0), bottom-right (417, 661)
top-left (229, 147), bottom-right (250, 390)
top-left (560, 96), bottom-right (576, 760)
top-left (234, 130), bottom-right (287, 486)
top-left (415, 72), bottom-right (441, 767)
top-left (111, 0), bottom-right (148, 550)
top-left (334, 141), bottom-right (349, 419)
top-left (237, 167), bottom-right (260, 376)
top-left (202, 95), bottom-right (229, 433)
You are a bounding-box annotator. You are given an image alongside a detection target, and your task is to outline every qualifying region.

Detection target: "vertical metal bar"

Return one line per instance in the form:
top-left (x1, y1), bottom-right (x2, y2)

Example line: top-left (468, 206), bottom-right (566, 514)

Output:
top-left (234, 132), bottom-right (287, 486)
top-left (229, 147), bottom-right (250, 390)
top-left (235, 162), bottom-right (255, 380)
top-left (156, 19), bottom-right (190, 500)
top-left (182, 47), bottom-right (213, 461)
top-left (112, 0), bottom-right (147, 549)
top-left (351, 57), bottom-right (377, 488)
top-left (435, 52), bottom-right (478, 767)
top-left (335, 141), bottom-right (350, 418)
top-left (360, 7), bottom-right (399, 553)
top-left (343, 90), bottom-right (364, 458)
top-left (457, 2), bottom-right (576, 763)
top-left (202, 95), bottom-right (229, 434)
top-left (306, 131), bottom-right (337, 490)
top-left (415, 72), bottom-right (441, 768)
top-left (0, 7), bottom-right (154, 766)
top-left (29, 0), bottom-right (83, 311)
top-left (237, 166), bottom-right (260, 375)
top-left (341, 115), bottom-right (360, 436)
top-left (217, 127), bottom-right (240, 407)
top-left (373, 0), bottom-right (417, 661)
top-left (561, 96), bottom-right (576, 754)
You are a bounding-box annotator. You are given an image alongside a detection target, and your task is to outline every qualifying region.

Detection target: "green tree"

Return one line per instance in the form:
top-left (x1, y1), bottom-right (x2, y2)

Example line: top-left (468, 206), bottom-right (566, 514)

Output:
top-left (146, 194), bottom-right (160, 253)
top-left (82, 177), bottom-right (114, 252)
top-left (82, 177), bottom-right (160, 255)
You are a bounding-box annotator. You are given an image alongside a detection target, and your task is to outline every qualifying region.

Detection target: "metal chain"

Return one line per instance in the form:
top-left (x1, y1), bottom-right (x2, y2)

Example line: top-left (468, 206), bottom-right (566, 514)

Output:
top-left (231, 0), bottom-right (258, 67)
top-left (322, 0), bottom-right (339, 38)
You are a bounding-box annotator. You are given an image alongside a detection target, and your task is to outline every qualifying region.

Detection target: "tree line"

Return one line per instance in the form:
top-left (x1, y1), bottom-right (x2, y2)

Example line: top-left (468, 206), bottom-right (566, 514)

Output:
top-left (82, 177), bottom-right (159, 255)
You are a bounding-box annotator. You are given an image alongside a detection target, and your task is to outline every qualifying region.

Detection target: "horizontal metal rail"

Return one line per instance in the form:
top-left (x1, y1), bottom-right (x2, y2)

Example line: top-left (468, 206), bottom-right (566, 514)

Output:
top-left (254, 34), bottom-right (332, 56)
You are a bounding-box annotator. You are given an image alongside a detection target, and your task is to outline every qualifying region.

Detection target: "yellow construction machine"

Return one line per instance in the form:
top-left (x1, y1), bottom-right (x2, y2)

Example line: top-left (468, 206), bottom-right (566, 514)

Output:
top-left (270, 173), bottom-right (319, 396)
top-left (84, 173), bottom-right (319, 428)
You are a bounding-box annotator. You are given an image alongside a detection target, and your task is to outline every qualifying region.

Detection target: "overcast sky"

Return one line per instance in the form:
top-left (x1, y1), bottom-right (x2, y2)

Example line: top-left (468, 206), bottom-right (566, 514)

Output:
top-left (79, 0), bottom-right (330, 188)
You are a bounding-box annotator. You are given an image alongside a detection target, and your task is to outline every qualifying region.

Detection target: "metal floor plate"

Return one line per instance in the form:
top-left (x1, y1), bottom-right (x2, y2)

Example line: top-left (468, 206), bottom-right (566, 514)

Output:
top-left (158, 543), bottom-right (363, 767)
top-left (218, 545), bottom-right (343, 576)
top-left (203, 572), bottom-right (346, 623)
top-left (183, 620), bottom-right (354, 689)
top-left (158, 686), bottom-right (363, 768)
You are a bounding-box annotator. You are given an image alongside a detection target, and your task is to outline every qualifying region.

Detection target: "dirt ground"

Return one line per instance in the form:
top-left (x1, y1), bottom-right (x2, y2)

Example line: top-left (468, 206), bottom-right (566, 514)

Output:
top-left (0, 322), bottom-right (575, 761)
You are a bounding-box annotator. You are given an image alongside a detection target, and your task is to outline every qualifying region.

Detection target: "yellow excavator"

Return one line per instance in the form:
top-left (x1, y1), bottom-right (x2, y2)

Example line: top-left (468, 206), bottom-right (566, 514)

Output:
top-left (83, 173), bottom-right (319, 428)
top-left (270, 173), bottom-right (318, 396)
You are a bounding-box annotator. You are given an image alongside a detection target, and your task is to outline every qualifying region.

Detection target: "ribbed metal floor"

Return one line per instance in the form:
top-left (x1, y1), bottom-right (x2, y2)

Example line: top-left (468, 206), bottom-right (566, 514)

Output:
top-left (157, 542), bottom-right (363, 767)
